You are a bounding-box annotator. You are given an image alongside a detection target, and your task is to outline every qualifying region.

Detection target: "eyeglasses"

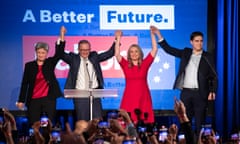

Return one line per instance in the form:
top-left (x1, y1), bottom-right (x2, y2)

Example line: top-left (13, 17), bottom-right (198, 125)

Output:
top-left (79, 49), bottom-right (90, 52)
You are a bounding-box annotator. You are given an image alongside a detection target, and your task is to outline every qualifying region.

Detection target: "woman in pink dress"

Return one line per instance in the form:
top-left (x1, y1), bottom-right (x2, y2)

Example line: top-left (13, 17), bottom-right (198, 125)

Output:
top-left (115, 26), bottom-right (158, 124)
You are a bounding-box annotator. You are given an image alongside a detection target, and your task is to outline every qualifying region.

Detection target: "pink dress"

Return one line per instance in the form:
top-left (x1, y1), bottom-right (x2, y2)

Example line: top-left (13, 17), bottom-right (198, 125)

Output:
top-left (119, 53), bottom-right (155, 124)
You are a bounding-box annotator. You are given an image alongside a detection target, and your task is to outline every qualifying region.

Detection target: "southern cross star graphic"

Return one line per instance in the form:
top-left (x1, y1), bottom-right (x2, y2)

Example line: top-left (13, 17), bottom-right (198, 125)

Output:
top-left (143, 49), bottom-right (175, 90)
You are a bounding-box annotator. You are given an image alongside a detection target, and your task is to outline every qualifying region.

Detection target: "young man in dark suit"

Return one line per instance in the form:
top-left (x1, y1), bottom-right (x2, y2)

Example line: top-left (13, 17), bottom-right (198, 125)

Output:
top-left (151, 26), bottom-right (218, 135)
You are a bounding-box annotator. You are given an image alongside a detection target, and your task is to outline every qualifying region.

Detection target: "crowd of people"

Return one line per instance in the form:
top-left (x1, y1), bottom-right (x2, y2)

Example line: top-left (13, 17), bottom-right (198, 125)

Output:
top-left (0, 25), bottom-right (227, 143)
top-left (2, 99), bottom-right (239, 144)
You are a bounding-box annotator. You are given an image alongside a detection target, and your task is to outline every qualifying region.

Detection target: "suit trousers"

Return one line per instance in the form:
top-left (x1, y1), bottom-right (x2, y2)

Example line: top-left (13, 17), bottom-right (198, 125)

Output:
top-left (27, 96), bottom-right (56, 126)
top-left (180, 88), bottom-right (207, 135)
top-left (73, 97), bottom-right (103, 121)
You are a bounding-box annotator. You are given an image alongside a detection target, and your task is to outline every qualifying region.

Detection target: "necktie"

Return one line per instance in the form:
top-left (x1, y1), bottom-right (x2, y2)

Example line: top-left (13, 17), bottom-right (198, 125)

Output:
top-left (83, 59), bottom-right (90, 89)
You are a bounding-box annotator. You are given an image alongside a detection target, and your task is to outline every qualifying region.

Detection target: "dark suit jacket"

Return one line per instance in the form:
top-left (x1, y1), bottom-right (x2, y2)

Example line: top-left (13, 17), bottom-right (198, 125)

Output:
top-left (158, 39), bottom-right (218, 99)
top-left (62, 42), bottom-right (115, 89)
top-left (18, 41), bottom-right (65, 106)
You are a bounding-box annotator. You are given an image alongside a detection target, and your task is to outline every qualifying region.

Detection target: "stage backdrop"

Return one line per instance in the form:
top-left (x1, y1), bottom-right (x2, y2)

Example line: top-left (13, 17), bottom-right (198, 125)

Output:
top-left (0, 0), bottom-right (208, 110)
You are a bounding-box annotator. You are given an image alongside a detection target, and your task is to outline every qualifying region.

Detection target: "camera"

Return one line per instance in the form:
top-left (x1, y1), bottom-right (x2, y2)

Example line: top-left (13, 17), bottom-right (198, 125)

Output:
top-left (51, 128), bottom-right (61, 143)
top-left (0, 116), bottom-right (3, 124)
top-left (215, 133), bottom-right (220, 141)
top-left (178, 134), bottom-right (185, 140)
top-left (138, 125), bottom-right (148, 143)
top-left (202, 124), bottom-right (212, 136)
top-left (29, 128), bottom-right (34, 137)
top-left (96, 121), bottom-right (109, 140)
top-left (151, 124), bottom-right (159, 136)
top-left (158, 128), bottom-right (168, 142)
top-left (138, 126), bottom-right (147, 133)
top-left (0, 108), bottom-right (4, 125)
top-left (204, 127), bottom-right (211, 136)
top-left (122, 139), bottom-right (136, 144)
top-left (231, 133), bottom-right (238, 140)
top-left (107, 111), bottom-right (119, 119)
top-left (40, 114), bottom-right (49, 127)
top-left (93, 138), bottom-right (104, 144)
top-left (146, 126), bottom-right (158, 136)
top-left (98, 121), bottom-right (110, 129)
top-left (201, 124), bottom-right (212, 140)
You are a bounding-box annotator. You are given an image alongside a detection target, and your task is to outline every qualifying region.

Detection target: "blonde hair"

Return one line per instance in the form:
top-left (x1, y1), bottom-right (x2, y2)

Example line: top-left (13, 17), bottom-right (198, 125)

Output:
top-left (127, 44), bottom-right (144, 68)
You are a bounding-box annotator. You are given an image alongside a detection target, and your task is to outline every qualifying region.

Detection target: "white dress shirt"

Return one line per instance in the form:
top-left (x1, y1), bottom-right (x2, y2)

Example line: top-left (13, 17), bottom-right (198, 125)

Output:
top-left (75, 57), bottom-right (98, 89)
top-left (183, 53), bottom-right (202, 89)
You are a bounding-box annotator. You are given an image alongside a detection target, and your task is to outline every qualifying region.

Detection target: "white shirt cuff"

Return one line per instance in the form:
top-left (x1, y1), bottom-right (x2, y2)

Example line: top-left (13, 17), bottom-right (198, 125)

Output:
top-left (158, 38), bottom-right (164, 43)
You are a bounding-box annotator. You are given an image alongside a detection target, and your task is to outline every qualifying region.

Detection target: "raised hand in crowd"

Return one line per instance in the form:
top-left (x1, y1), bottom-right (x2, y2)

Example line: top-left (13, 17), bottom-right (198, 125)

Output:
top-left (0, 108), bottom-right (18, 144)
top-left (61, 121), bottom-right (87, 144)
top-left (31, 121), bottom-right (46, 144)
top-left (118, 109), bottom-right (133, 126)
top-left (173, 97), bottom-right (194, 144)
top-left (74, 120), bottom-right (88, 135)
top-left (198, 128), bottom-right (217, 144)
top-left (109, 118), bottom-right (127, 134)
top-left (104, 127), bottom-right (125, 144)
top-left (174, 97), bottom-right (189, 123)
top-left (167, 124), bottom-right (178, 144)
top-left (86, 118), bottom-right (100, 143)
top-left (148, 134), bottom-right (160, 144)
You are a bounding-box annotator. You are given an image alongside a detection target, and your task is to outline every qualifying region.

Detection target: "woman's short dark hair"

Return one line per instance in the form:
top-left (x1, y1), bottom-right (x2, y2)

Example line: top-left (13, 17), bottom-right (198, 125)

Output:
top-left (35, 42), bottom-right (49, 52)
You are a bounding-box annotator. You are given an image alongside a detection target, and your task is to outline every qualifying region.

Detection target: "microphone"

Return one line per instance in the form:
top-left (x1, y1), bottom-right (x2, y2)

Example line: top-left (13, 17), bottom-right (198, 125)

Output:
top-left (85, 60), bottom-right (92, 88)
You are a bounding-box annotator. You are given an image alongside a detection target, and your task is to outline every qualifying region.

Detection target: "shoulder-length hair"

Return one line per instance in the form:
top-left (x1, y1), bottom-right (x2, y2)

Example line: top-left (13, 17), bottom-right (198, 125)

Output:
top-left (127, 44), bottom-right (144, 68)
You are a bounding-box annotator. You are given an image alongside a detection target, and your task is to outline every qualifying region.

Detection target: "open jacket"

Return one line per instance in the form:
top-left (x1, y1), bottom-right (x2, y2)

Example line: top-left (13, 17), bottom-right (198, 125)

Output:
top-left (18, 41), bottom-right (65, 106)
top-left (158, 39), bottom-right (218, 99)
top-left (62, 42), bottom-right (115, 89)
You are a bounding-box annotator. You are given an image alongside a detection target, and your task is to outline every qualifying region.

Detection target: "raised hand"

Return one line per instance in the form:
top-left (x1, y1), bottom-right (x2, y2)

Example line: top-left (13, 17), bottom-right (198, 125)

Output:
top-left (115, 30), bottom-right (122, 39)
top-left (150, 25), bottom-right (163, 40)
top-left (60, 26), bottom-right (67, 41)
top-left (114, 30), bottom-right (123, 62)
top-left (174, 97), bottom-right (189, 123)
